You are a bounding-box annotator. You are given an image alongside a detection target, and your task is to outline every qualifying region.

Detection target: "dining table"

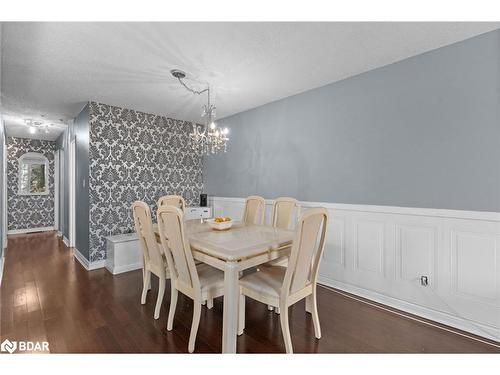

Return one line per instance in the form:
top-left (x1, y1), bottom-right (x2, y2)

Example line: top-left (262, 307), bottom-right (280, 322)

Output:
top-left (153, 219), bottom-right (295, 353)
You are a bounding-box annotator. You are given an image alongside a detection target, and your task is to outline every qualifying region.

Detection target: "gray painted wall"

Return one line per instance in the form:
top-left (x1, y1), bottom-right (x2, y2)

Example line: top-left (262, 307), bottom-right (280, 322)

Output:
top-left (0, 116), bottom-right (5, 259)
top-left (204, 30), bottom-right (500, 212)
top-left (74, 104), bottom-right (90, 260)
top-left (1, 24), bottom-right (5, 260)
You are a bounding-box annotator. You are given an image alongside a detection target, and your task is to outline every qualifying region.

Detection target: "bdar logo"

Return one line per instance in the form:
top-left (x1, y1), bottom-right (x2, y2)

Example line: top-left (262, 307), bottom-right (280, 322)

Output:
top-left (1, 339), bottom-right (17, 354)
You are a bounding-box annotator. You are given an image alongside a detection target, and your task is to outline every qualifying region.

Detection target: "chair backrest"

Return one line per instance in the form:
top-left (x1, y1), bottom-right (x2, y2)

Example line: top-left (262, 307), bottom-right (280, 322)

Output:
top-left (282, 208), bottom-right (328, 297)
top-left (243, 195), bottom-right (266, 225)
top-left (271, 197), bottom-right (301, 230)
top-left (132, 201), bottom-right (165, 269)
top-left (157, 205), bottom-right (200, 291)
top-left (158, 195), bottom-right (186, 212)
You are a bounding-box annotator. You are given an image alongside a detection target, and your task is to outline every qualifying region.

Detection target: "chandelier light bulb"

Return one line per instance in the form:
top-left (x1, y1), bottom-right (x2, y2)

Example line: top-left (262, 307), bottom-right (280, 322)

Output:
top-left (223, 128), bottom-right (229, 135)
top-left (210, 122), bottom-right (216, 130)
top-left (29, 126), bottom-right (36, 134)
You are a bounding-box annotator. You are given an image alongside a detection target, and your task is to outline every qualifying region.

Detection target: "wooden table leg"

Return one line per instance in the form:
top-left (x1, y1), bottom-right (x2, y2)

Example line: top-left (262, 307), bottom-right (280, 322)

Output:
top-left (222, 260), bottom-right (239, 353)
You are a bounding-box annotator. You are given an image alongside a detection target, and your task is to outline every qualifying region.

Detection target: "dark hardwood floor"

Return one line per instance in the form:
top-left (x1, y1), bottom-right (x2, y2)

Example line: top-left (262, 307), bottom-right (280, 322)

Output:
top-left (1, 231), bottom-right (499, 353)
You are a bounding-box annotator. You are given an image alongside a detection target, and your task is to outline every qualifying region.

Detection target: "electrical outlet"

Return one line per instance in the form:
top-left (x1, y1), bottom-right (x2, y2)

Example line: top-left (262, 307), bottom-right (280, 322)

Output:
top-left (420, 276), bottom-right (429, 287)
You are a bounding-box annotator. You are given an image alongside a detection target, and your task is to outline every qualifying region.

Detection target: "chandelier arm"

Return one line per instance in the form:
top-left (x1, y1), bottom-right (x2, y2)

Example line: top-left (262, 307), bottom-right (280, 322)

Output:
top-left (177, 77), bottom-right (210, 96)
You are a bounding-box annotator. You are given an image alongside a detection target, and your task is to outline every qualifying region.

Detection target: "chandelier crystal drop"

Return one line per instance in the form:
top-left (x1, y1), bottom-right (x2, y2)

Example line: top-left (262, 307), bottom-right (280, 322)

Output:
top-left (171, 69), bottom-right (229, 156)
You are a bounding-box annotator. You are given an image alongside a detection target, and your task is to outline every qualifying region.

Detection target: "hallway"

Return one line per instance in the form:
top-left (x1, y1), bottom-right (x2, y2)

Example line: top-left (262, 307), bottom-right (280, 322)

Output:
top-left (1, 232), bottom-right (499, 353)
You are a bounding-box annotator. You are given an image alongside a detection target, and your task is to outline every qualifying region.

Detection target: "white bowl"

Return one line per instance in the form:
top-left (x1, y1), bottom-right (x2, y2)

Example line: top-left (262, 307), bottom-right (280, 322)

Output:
top-left (207, 219), bottom-right (233, 231)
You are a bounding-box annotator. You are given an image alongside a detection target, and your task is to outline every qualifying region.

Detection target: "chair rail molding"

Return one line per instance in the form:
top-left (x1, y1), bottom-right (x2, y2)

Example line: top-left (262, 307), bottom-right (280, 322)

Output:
top-left (210, 196), bottom-right (500, 342)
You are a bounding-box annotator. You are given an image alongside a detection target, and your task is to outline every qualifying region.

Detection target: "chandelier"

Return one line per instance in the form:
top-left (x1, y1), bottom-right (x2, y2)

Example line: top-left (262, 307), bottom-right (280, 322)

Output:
top-left (171, 69), bottom-right (229, 155)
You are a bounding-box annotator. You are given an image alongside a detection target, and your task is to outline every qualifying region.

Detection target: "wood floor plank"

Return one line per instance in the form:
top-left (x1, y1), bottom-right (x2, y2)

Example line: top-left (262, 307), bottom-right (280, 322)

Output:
top-left (1, 231), bottom-right (498, 354)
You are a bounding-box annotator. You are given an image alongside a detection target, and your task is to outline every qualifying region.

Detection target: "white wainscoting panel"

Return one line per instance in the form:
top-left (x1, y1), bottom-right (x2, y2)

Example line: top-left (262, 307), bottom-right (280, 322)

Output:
top-left (210, 196), bottom-right (500, 342)
top-left (323, 216), bottom-right (345, 266)
top-left (396, 225), bottom-right (437, 288)
top-left (354, 220), bottom-right (385, 275)
top-left (452, 231), bottom-right (497, 302)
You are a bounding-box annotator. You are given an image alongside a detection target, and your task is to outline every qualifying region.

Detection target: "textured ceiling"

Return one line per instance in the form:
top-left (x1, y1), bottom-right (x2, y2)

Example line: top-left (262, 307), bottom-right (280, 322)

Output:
top-left (1, 22), bottom-right (499, 140)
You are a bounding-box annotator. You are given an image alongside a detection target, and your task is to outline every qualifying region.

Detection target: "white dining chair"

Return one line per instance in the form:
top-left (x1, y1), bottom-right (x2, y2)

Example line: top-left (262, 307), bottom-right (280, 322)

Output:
top-left (237, 207), bottom-right (329, 353)
top-left (243, 195), bottom-right (266, 225)
top-left (266, 197), bottom-right (301, 267)
top-left (132, 201), bottom-right (170, 320)
top-left (157, 205), bottom-right (225, 353)
top-left (158, 194), bottom-right (186, 212)
top-left (264, 197), bottom-right (302, 312)
top-left (271, 197), bottom-right (301, 229)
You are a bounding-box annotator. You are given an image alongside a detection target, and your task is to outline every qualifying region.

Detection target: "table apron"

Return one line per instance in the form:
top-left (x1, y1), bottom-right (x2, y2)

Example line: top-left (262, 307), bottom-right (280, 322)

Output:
top-left (192, 245), bottom-right (291, 272)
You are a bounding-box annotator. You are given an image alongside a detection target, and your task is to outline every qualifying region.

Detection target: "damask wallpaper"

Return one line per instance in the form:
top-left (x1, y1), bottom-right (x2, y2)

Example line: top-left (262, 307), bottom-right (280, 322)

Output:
top-left (7, 137), bottom-right (55, 231)
top-left (88, 101), bottom-right (203, 262)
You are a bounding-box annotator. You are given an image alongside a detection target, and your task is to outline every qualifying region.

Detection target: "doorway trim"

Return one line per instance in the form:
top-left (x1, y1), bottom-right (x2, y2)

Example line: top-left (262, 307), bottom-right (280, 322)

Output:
top-left (69, 138), bottom-right (76, 248)
top-left (54, 149), bottom-right (60, 233)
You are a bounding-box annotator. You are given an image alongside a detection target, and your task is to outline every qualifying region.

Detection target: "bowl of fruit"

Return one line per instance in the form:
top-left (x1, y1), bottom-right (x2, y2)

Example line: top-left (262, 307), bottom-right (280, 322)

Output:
top-left (208, 216), bottom-right (233, 231)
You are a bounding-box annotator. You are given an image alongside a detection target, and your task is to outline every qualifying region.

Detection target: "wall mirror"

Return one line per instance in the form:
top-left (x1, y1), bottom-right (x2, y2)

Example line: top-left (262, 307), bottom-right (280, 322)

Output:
top-left (18, 152), bottom-right (49, 195)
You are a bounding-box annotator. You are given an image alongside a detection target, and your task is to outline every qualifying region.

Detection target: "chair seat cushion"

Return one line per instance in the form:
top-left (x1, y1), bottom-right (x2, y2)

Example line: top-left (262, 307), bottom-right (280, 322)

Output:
top-left (240, 266), bottom-right (287, 298)
top-left (196, 263), bottom-right (224, 293)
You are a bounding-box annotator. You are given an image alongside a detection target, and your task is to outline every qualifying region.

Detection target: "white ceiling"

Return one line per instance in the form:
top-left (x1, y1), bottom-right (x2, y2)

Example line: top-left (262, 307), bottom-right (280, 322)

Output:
top-left (1, 113), bottom-right (67, 141)
top-left (1, 22), bottom-right (499, 140)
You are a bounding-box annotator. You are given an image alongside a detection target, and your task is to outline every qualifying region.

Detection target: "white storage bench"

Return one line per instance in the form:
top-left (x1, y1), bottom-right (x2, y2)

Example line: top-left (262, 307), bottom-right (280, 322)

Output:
top-left (105, 233), bottom-right (142, 275)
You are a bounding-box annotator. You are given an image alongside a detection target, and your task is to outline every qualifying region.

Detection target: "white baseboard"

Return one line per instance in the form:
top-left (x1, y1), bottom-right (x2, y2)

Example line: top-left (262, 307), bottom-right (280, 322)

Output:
top-left (7, 226), bottom-right (55, 235)
top-left (105, 261), bottom-right (142, 275)
top-left (62, 236), bottom-right (70, 247)
top-left (318, 277), bottom-right (500, 343)
top-left (0, 256), bottom-right (4, 287)
top-left (73, 247), bottom-right (105, 271)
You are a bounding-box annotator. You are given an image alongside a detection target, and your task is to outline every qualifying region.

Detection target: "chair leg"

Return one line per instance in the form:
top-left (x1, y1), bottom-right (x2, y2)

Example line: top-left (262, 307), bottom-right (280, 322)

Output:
top-left (188, 301), bottom-right (202, 353)
top-left (207, 298), bottom-right (214, 309)
top-left (238, 295), bottom-right (245, 336)
top-left (167, 287), bottom-right (178, 331)
top-left (141, 270), bottom-right (151, 305)
top-left (279, 303), bottom-right (293, 354)
top-left (305, 295), bottom-right (312, 313)
top-left (154, 276), bottom-right (166, 320)
top-left (310, 289), bottom-right (321, 339)
top-left (147, 270), bottom-right (152, 290)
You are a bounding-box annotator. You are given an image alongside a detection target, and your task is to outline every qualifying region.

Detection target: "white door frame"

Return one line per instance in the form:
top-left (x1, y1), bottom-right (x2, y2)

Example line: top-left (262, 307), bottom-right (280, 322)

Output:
top-left (54, 149), bottom-right (59, 233)
top-left (69, 138), bottom-right (76, 248)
